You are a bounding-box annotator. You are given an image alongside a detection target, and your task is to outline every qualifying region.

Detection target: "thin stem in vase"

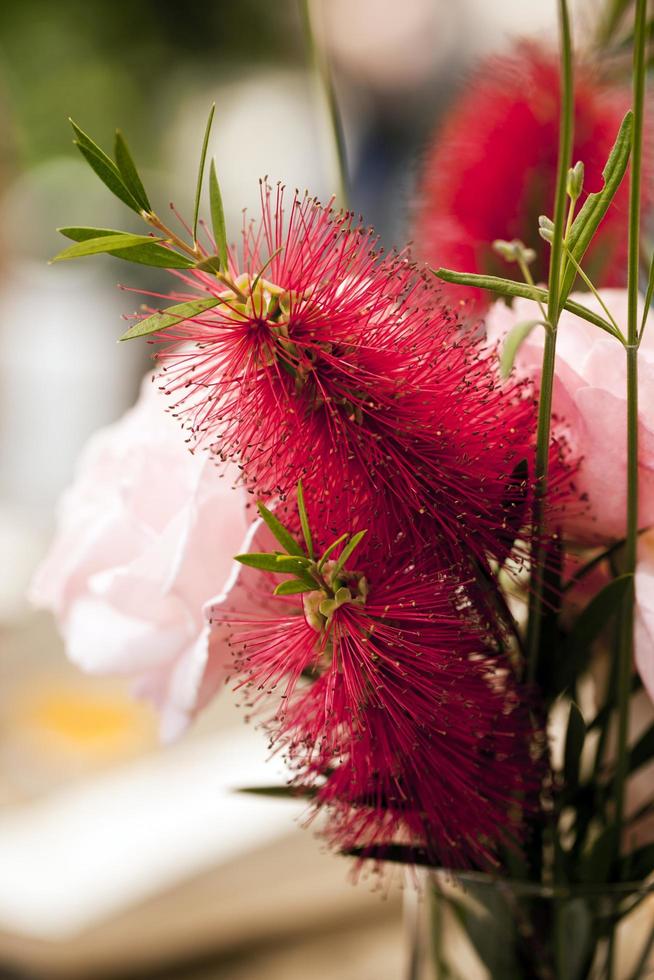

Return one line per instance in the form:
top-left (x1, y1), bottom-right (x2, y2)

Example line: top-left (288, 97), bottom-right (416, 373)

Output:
top-left (525, 0), bottom-right (574, 684)
top-left (614, 0), bottom-right (646, 882)
top-left (608, 0), bottom-right (646, 973)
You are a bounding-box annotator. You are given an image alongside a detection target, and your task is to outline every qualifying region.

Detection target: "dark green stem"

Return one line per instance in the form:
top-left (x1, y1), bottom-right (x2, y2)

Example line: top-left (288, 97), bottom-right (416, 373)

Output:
top-left (525, 0), bottom-right (574, 685)
top-left (613, 0), bottom-right (646, 853)
top-left (299, 0), bottom-right (350, 210)
top-left (608, 0), bottom-right (645, 973)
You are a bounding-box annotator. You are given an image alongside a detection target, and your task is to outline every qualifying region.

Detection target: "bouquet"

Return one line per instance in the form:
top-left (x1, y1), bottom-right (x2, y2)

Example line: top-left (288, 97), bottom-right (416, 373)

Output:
top-left (31, 0), bottom-right (654, 976)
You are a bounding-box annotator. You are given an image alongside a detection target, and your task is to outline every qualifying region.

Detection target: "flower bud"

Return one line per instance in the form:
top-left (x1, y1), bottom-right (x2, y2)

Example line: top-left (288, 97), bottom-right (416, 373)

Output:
top-left (566, 161), bottom-right (585, 201)
top-left (492, 238), bottom-right (537, 265)
top-left (538, 215), bottom-right (555, 244)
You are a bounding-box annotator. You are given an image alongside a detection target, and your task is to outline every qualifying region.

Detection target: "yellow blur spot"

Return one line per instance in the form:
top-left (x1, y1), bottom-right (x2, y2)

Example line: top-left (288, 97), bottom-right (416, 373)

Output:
top-left (18, 685), bottom-right (156, 759)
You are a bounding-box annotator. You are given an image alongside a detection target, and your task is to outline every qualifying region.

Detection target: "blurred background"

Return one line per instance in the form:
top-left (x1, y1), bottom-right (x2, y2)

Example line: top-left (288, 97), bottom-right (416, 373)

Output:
top-left (0, 1), bottom-right (576, 977)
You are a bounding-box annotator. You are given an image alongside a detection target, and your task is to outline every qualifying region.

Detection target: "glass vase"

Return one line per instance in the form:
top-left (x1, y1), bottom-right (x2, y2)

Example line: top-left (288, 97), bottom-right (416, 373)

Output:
top-left (404, 870), bottom-right (654, 980)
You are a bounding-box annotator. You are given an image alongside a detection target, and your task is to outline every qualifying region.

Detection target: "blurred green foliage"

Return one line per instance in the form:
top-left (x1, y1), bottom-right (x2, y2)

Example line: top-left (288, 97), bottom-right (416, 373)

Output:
top-left (0, 0), bottom-right (301, 171)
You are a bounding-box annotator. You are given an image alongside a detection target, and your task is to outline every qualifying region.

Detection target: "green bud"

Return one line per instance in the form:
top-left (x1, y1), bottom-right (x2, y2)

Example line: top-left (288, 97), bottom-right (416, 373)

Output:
top-left (492, 238), bottom-right (537, 266)
top-left (492, 239), bottom-right (519, 262)
top-left (566, 161), bottom-right (585, 201)
top-left (538, 215), bottom-right (555, 244)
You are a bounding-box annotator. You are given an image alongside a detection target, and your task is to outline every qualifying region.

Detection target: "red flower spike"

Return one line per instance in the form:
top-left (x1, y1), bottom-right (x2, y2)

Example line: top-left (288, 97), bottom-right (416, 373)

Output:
top-left (413, 42), bottom-right (649, 313)
top-left (145, 182), bottom-right (550, 569)
top-left (212, 523), bottom-right (544, 871)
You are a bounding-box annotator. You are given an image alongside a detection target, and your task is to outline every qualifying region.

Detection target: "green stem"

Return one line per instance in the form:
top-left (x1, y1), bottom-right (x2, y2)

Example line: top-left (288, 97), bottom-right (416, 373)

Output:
top-left (525, 0), bottom-right (574, 685)
top-left (614, 0), bottom-right (646, 852)
top-left (299, 0), bottom-right (350, 210)
top-left (608, 0), bottom-right (646, 973)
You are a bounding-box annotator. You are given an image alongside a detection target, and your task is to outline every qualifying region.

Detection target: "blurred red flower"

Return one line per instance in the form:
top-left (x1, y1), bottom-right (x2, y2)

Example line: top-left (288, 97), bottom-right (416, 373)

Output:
top-left (413, 42), bottom-right (640, 314)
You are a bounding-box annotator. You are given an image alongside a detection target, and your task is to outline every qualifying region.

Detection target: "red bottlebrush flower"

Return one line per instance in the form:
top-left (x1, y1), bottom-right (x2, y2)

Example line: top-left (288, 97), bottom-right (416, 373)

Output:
top-left (145, 182), bottom-right (539, 568)
top-left (211, 512), bottom-right (543, 871)
top-left (413, 41), bottom-right (644, 313)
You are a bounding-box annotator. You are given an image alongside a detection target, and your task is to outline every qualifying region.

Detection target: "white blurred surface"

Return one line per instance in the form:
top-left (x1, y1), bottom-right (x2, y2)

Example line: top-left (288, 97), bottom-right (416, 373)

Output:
top-left (0, 725), bottom-right (296, 939)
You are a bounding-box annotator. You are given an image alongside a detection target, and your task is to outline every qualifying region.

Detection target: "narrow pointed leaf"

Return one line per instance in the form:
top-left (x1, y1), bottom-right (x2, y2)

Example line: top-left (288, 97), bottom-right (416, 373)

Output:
top-left (333, 530), bottom-right (367, 577)
top-left (564, 575), bottom-right (632, 656)
top-left (52, 233), bottom-right (162, 262)
top-left (58, 227), bottom-right (194, 269)
top-left (560, 112), bottom-right (633, 304)
top-left (629, 721), bottom-right (654, 773)
top-left (71, 120), bottom-right (142, 213)
top-left (318, 533), bottom-right (348, 570)
top-left (120, 296), bottom-right (225, 341)
top-left (640, 251), bottom-right (654, 342)
top-left (238, 784), bottom-right (317, 800)
top-left (256, 502), bottom-right (304, 556)
top-left (580, 825), bottom-right (617, 883)
top-left (209, 159), bottom-right (228, 271)
top-left (616, 843), bottom-right (654, 881)
top-left (274, 554), bottom-right (310, 568)
top-left (558, 575), bottom-right (632, 690)
top-left (433, 270), bottom-right (622, 339)
top-left (296, 480), bottom-right (314, 558)
top-left (114, 130), bottom-right (151, 212)
top-left (251, 245), bottom-right (285, 293)
top-left (500, 320), bottom-right (546, 378)
top-left (273, 557), bottom-right (317, 588)
top-left (342, 844), bottom-right (436, 868)
top-left (193, 104), bottom-right (215, 240)
top-left (564, 702), bottom-right (586, 788)
top-left (195, 254), bottom-right (224, 273)
top-left (235, 552), bottom-right (289, 572)
top-left (274, 579), bottom-right (314, 596)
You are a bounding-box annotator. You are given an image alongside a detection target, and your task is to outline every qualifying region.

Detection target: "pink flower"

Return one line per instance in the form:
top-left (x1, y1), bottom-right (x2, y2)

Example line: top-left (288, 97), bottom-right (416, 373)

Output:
top-left (30, 377), bottom-right (249, 740)
top-left (210, 516), bottom-right (542, 870)
top-left (486, 289), bottom-right (654, 543)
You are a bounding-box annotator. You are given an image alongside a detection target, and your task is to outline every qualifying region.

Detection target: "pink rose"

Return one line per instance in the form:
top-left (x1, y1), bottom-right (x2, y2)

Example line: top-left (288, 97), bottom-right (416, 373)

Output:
top-left (30, 377), bottom-right (249, 741)
top-left (486, 289), bottom-right (654, 543)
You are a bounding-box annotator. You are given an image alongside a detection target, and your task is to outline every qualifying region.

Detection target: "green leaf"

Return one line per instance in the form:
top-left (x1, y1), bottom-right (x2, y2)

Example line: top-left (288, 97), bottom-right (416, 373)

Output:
top-left (640, 251), bottom-right (654, 342)
top-left (235, 552), bottom-right (289, 572)
top-left (629, 721), bottom-right (654, 773)
top-left (617, 843), bottom-right (654, 881)
top-left (58, 227), bottom-right (194, 269)
top-left (342, 843), bottom-right (436, 868)
top-left (333, 530), bottom-right (367, 577)
top-left (433, 269), bottom-right (623, 340)
top-left (296, 480), bottom-right (314, 559)
top-left (52, 233), bottom-right (162, 262)
top-left (274, 554), bottom-right (310, 568)
top-left (235, 552), bottom-right (316, 584)
top-left (209, 159), bottom-right (228, 272)
top-left (317, 533), bottom-right (348, 571)
top-left (194, 255), bottom-right (224, 273)
top-left (119, 296), bottom-right (225, 341)
top-left (560, 112), bottom-right (633, 304)
top-left (256, 502), bottom-right (304, 556)
top-left (238, 784), bottom-right (317, 800)
top-left (558, 575), bottom-right (632, 690)
top-left (193, 103), bottom-right (215, 241)
top-left (564, 702), bottom-right (586, 789)
top-left (579, 825), bottom-right (617, 883)
top-left (499, 319), bottom-right (546, 378)
top-left (273, 579), bottom-right (314, 596)
top-left (114, 130), bottom-right (151, 212)
top-left (273, 557), bottom-right (317, 588)
top-left (251, 245), bottom-right (285, 293)
top-left (70, 120), bottom-right (142, 213)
